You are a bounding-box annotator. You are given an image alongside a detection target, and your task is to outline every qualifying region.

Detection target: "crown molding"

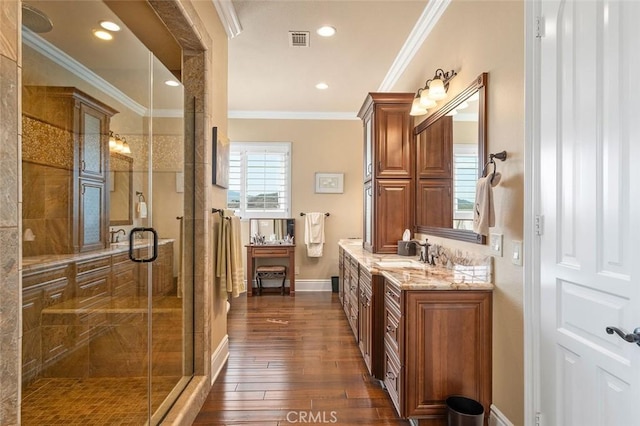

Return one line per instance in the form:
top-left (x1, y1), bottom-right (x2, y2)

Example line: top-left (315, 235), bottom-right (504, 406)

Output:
top-left (212, 0), bottom-right (242, 39)
top-left (22, 29), bottom-right (148, 116)
top-left (377, 0), bottom-right (451, 91)
top-left (228, 110), bottom-right (359, 120)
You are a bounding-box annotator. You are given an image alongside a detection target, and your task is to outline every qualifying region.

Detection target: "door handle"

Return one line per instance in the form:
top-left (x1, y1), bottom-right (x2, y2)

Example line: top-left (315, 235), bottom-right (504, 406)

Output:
top-left (128, 227), bottom-right (158, 263)
top-left (605, 326), bottom-right (640, 346)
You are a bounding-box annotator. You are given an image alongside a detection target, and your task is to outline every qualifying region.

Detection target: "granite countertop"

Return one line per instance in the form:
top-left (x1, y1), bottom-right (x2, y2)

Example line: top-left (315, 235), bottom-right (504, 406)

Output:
top-left (339, 239), bottom-right (494, 291)
top-left (22, 238), bottom-right (175, 271)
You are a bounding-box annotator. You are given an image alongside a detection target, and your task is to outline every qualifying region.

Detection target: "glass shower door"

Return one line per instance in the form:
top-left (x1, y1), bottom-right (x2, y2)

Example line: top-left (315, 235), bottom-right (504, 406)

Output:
top-left (20, 1), bottom-right (192, 424)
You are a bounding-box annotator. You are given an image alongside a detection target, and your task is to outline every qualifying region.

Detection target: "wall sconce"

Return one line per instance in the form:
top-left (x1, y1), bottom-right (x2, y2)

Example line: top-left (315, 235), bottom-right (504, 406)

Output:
top-left (409, 68), bottom-right (458, 116)
top-left (109, 131), bottom-right (131, 154)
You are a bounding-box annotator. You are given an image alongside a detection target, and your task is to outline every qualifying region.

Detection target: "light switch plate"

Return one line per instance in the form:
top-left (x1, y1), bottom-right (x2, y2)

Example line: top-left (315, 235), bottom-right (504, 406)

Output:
top-left (512, 240), bottom-right (523, 266)
top-left (489, 233), bottom-right (503, 256)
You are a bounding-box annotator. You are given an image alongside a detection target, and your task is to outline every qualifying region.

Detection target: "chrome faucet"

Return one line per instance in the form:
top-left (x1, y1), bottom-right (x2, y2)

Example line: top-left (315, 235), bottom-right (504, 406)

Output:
top-left (110, 228), bottom-right (126, 243)
top-left (410, 239), bottom-right (431, 263)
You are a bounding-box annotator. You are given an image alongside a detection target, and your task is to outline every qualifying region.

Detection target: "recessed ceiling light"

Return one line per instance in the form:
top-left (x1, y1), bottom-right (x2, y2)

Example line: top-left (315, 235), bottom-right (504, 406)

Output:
top-left (315, 82), bottom-right (329, 90)
top-left (165, 80), bottom-right (180, 87)
top-left (317, 26), bottom-right (336, 37)
top-left (93, 30), bottom-right (113, 41)
top-left (100, 20), bottom-right (121, 32)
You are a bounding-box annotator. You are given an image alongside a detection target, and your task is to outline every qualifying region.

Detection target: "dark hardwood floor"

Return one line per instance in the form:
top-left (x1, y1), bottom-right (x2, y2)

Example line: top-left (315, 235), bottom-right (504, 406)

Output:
top-left (193, 292), bottom-right (410, 425)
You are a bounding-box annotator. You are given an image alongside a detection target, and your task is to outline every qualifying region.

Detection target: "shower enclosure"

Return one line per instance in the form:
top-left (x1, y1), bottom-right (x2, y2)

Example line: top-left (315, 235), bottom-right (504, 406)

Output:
top-left (20, 1), bottom-right (193, 423)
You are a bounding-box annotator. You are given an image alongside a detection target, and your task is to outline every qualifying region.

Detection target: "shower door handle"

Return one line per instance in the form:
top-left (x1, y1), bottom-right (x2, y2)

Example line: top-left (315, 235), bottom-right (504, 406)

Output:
top-left (128, 227), bottom-right (159, 263)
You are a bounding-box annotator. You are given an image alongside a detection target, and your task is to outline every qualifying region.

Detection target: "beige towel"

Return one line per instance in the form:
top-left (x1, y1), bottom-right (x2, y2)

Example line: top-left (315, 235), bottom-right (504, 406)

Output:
top-left (304, 212), bottom-right (325, 257)
top-left (216, 210), bottom-right (245, 298)
top-left (473, 176), bottom-right (495, 236)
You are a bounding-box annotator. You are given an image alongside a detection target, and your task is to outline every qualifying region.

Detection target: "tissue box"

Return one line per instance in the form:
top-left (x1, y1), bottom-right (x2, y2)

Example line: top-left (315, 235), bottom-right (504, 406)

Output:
top-left (397, 241), bottom-right (416, 256)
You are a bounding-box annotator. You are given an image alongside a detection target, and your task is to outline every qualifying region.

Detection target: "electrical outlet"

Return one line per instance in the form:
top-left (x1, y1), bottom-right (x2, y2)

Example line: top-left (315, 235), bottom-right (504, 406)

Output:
top-left (489, 233), bottom-right (503, 256)
top-left (512, 240), bottom-right (523, 266)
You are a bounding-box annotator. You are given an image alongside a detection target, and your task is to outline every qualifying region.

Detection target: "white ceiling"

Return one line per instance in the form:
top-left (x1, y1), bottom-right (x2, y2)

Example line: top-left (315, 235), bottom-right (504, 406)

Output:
top-left (22, 0), bottom-right (434, 118)
top-left (227, 0), bottom-right (428, 118)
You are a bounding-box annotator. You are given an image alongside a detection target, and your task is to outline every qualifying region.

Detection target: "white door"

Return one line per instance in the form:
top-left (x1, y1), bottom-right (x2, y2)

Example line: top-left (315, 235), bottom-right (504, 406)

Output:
top-left (538, 0), bottom-right (640, 424)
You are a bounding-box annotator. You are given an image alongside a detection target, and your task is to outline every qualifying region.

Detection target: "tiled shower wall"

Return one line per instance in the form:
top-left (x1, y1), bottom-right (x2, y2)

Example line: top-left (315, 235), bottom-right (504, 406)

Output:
top-left (0, 0), bottom-right (22, 423)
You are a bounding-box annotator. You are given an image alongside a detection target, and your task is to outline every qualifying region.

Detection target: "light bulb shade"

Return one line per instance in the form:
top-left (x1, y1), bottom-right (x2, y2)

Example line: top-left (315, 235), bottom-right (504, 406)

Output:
top-left (428, 78), bottom-right (447, 100)
top-left (115, 137), bottom-right (124, 152)
top-left (109, 131), bottom-right (117, 150)
top-left (121, 140), bottom-right (131, 154)
top-left (446, 109), bottom-right (458, 116)
top-left (410, 97), bottom-right (427, 116)
top-left (419, 90), bottom-right (437, 108)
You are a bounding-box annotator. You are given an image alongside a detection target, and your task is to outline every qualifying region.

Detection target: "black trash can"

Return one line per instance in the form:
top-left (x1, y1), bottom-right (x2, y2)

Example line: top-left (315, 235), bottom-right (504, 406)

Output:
top-left (446, 396), bottom-right (484, 426)
top-left (331, 276), bottom-right (339, 293)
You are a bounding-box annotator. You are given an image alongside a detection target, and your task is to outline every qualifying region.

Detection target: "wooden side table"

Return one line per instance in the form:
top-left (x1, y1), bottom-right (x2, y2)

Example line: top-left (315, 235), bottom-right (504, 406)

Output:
top-left (246, 244), bottom-right (295, 296)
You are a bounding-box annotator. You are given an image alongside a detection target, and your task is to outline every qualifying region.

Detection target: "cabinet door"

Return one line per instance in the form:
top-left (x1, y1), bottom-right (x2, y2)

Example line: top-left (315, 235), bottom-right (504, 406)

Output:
top-left (404, 291), bottom-right (492, 420)
top-left (363, 114), bottom-right (374, 181)
top-left (363, 181), bottom-right (373, 251)
top-left (375, 103), bottom-right (413, 179)
top-left (358, 276), bottom-right (372, 374)
top-left (374, 180), bottom-right (413, 253)
top-left (416, 179), bottom-right (453, 229)
top-left (79, 179), bottom-right (106, 252)
top-left (79, 104), bottom-right (108, 179)
top-left (416, 115), bottom-right (452, 179)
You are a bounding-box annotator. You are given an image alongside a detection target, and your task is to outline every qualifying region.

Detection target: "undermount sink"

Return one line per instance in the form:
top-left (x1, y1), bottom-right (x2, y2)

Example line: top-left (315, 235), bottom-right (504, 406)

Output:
top-left (375, 260), bottom-right (425, 269)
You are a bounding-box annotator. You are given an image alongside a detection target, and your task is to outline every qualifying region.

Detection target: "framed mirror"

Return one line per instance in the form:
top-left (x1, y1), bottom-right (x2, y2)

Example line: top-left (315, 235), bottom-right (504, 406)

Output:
top-left (249, 218), bottom-right (295, 245)
top-left (413, 73), bottom-right (487, 243)
top-left (109, 152), bottom-right (133, 226)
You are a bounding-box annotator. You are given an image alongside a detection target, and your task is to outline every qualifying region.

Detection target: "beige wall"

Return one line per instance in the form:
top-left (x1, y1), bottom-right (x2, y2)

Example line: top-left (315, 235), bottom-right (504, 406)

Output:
top-left (229, 119), bottom-right (363, 281)
top-left (396, 0), bottom-right (525, 423)
top-left (189, 0), bottom-right (230, 364)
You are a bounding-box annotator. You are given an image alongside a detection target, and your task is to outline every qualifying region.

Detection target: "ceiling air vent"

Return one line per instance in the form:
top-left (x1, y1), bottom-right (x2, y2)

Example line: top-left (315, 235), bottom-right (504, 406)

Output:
top-left (289, 31), bottom-right (310, 47)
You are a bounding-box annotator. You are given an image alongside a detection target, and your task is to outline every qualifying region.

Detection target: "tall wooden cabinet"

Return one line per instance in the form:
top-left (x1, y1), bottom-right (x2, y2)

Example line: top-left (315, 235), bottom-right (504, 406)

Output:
top-left (22, 86), bottom-right (118, 255)
top-left (358, 93), bottom-right (414, 253)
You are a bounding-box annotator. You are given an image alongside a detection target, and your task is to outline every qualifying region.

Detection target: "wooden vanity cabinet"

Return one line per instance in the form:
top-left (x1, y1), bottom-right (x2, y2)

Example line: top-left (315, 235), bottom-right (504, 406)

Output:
top-left (384, 279), bottom-right (492, 425)
top-left (358, 92), bottom-right (414, 254)
top-left (344, 253), bottom-right (360, 339)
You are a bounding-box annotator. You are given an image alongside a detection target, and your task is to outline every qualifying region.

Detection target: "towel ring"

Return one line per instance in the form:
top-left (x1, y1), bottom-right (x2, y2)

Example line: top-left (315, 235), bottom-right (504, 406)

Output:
top-left (482, 151), bottom-right (507, 183)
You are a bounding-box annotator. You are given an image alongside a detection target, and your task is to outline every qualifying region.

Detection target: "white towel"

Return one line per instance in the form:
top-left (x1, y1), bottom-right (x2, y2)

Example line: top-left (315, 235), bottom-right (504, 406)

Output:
top-left (136, 201), bottom-right (147, 219)
top-left (304, 212), bottom-right (325, 257)
top-left (473, 176), bottom-right (495, 236)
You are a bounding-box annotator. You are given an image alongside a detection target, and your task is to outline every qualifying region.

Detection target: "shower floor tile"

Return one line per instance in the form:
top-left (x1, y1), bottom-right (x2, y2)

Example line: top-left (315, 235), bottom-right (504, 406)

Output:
top-left (21, 376), bottom-right (178, 425)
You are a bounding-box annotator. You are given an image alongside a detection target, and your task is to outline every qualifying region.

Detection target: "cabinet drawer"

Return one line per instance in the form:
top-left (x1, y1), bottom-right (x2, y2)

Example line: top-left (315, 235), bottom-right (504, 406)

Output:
top-left (75, 270), bottom-right (110, 306)
top-left (76, 256), bottom-right (110, 275)
top-left (252, 247), bottom-right (290, 256)
top-left (384, 348), bottom-right (402, 416)
top-left (111, 251), bottom-right (131, 266)
top-left (384, 307), bottom-right (401, 358)
top-left (22, 264), bottom-right (69, 289)
top-left (384, 280), bottom-right (401, 313)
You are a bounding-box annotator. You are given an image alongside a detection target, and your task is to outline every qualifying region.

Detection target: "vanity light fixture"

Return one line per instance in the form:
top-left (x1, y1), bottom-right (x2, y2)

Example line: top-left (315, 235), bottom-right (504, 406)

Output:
top-left (410, 93), bottom-right (428, 116)
top-left (410, 68), bottom-right (457, 116)
top-left (121, 137), bottom-right (131, 154)
top-left (315, 82), bottom-right (329, 90)
top-left (424, 68), bottom-right (457, 100)
top-left (108, 131), bottom-right (117, 150)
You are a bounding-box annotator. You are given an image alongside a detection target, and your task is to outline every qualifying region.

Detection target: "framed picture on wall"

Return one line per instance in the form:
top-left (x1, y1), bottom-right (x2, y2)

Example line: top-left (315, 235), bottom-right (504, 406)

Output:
top-left (212, 126), bottom-right (230, 188)
top-left (315, 172), bottom-right (344, 193)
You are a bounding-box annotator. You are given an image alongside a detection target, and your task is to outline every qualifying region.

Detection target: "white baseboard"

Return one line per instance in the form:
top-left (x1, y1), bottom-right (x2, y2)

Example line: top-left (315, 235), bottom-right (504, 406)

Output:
top-left (294, 279), bottom-right (332, 292)
top-left (210, 334), bottom-right (229, 385)
top-left (489, 404), bottom-right (514, 426)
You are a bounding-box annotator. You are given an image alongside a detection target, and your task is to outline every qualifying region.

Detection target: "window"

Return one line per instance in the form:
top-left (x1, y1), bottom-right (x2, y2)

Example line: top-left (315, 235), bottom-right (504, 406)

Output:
top-left (453, 144), bottom-right (478, 222)
top-left (227, 142), bottom-right (291, 218)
